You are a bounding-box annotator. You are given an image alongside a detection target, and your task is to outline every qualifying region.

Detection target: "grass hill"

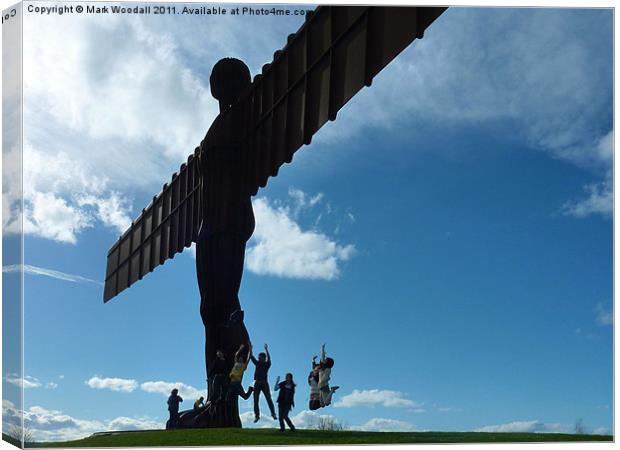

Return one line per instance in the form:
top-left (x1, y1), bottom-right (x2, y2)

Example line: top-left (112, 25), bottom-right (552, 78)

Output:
top-left (20, 428), bottom-right (612, 447)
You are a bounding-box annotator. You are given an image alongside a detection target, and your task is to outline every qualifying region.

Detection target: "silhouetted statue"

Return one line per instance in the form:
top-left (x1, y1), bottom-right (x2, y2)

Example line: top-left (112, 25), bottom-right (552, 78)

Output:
top-left (187, 59), bottom-right (255, 427)
top-left (196, 57), bottom-right (253, 393)
top-left (103, 6), bottom-right (447, 429)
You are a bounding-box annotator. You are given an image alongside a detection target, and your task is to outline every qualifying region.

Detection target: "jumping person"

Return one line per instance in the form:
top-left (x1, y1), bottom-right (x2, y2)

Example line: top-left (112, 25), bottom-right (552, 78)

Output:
top-left (318, 344), bottom-right (339, 408)
top-left (167, 389), bottom-right (183, 429)
top-left (227, 343), bottom-right (254, 401)
top-left (250, 344), bottom-right (277, 422)
top-left (308, 355), bottom-right (321, 411)
top-left (275, 373), bottom-right (296, 432)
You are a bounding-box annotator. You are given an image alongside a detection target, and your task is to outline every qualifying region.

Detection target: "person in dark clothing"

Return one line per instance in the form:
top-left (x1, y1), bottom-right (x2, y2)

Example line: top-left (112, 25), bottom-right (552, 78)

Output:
top-left (208, 349), bottom-right (228, 404)
top-left (275, 373), bottom-right (296, 432)
top-left (167, 389), bottom-right (183, 429)
top-left (250, 343), bottom-right (277, 422)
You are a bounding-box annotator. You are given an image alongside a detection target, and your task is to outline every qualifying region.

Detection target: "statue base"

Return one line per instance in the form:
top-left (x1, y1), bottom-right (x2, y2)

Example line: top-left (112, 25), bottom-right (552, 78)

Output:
top-left (173, 398), bottom-right (243, 429)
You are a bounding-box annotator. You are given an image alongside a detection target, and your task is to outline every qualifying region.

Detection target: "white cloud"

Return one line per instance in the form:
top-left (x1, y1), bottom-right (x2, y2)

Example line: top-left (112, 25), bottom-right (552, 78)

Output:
top-left (23, 190), bottom-right (93, 244)
top-left (77, 193), bottom-right (132, 233)
top-left (8, 12), bottom-right (220, 245)
top-left (334, 389), bottom-right (418, 409)
top-left (23, 14), bottom-right (215, 164)
top-left (45, 382), bottom-right (59, 390)
top-left (2, 400), bottom-right (163, 442)
top-left (4, 374), bottom-right (42, 389)
top-left (561, 176), bottom-right (612, 219)
top-left (186, 189), bottom-right (357, 281)
top-left (86, 376), bottom-right (138, 393)
top-left (239, 411), bottom-right (277, 429)
top-left (475, 420), bottom-right (568, 433)
top-left (107, 416), bottom-right (162, 432)
top-left (2, 144), bottom-right (23, 235)
top-left (241, 409), bottom-right (343, 430)
top-left (562, 132), bottom-right (612, 218)
top-left (246, 197), bottom-right (355, 280)
top-left (85, 376), bottom-right (204, 401)
top-left (594, 303), bottom-right (613, 326)
top-left (291, 410), bottom-right (341, 429)
top-left (288, 187), bottom-right (324, 217)
top-left (354, 418), bottom-right (417, 432)
top-left (239, 409), bottom-right (338, 429)
top-left (3, 264), bottom-right (102, 286)
top-left (140, 381), bottom-right (203, 401)
top-left (2, 400), bottom-right (20, 426)
top-left (4, 143), bottom-right (135, 244)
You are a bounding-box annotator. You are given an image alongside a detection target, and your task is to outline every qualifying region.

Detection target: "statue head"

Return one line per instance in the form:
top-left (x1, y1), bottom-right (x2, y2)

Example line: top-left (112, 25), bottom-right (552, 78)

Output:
top-left (258, 352), bottom-right (267, 361)
top-left (210, 58), bottom-right (251, 111)
top-left (324, 357), bottom-right (334, 368)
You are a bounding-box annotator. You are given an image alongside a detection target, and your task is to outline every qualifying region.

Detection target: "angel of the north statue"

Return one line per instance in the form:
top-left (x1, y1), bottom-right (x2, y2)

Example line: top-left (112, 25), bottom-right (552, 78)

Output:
top-left (103, 5), bottom-right (446, 428)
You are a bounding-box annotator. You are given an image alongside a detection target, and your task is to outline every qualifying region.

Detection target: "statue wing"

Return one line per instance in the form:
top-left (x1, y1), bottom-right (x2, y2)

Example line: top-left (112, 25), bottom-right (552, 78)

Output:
top-left (103, 5), bottom-right (447, 303)
top-left (103, 149), bottom-right (201, 302)
top-left (232, 5), bottom-right (447, 196)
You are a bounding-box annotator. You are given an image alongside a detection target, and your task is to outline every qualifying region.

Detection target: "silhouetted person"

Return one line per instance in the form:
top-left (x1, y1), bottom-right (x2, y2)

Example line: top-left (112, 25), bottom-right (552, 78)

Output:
top-left (318, 344), bottom-right (339, 407)
top-left (167, 389), bottom-right (183, 429)
top-left (275, 373), bottom-right (296, 432)
top-left (208, 349), bottom-right (228, 404)
top-left (251, 343), bottom-right (277, 422)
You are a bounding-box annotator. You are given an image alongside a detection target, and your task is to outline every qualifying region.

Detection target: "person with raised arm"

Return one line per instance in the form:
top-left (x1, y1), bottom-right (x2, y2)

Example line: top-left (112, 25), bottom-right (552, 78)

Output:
top-left (318, 344), bottom-right (339, 408)
top-left (275, 373), bottom-right (296, 432)
top-left (166, 388), bottom-right (183, 429)
top-left (227, 343), bottom-right (254, 401)
top-left (250, 343), bottom-right (277, 422)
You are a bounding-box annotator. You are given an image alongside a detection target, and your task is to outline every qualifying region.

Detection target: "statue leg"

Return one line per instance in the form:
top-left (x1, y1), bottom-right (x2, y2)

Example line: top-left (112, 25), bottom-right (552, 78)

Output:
top-left (196, 230), bottom-right (250, 427)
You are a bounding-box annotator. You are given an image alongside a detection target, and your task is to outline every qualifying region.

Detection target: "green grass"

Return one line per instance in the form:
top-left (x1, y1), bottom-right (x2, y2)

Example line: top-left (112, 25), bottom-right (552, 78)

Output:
top-left (33, 428), bottom-right (613, 447)
top-left (2, 433), bottom-right (22, 448)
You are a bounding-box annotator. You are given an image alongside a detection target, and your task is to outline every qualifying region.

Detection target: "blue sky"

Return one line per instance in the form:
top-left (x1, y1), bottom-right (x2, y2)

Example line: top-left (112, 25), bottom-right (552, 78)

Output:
top-left (2, 3), bottom-right (613, 442)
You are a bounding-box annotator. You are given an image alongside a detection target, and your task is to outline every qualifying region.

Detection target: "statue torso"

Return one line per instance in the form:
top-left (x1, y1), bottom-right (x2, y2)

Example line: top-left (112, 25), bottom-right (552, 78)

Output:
top-left (199, 110), bottom-right (255, 241)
